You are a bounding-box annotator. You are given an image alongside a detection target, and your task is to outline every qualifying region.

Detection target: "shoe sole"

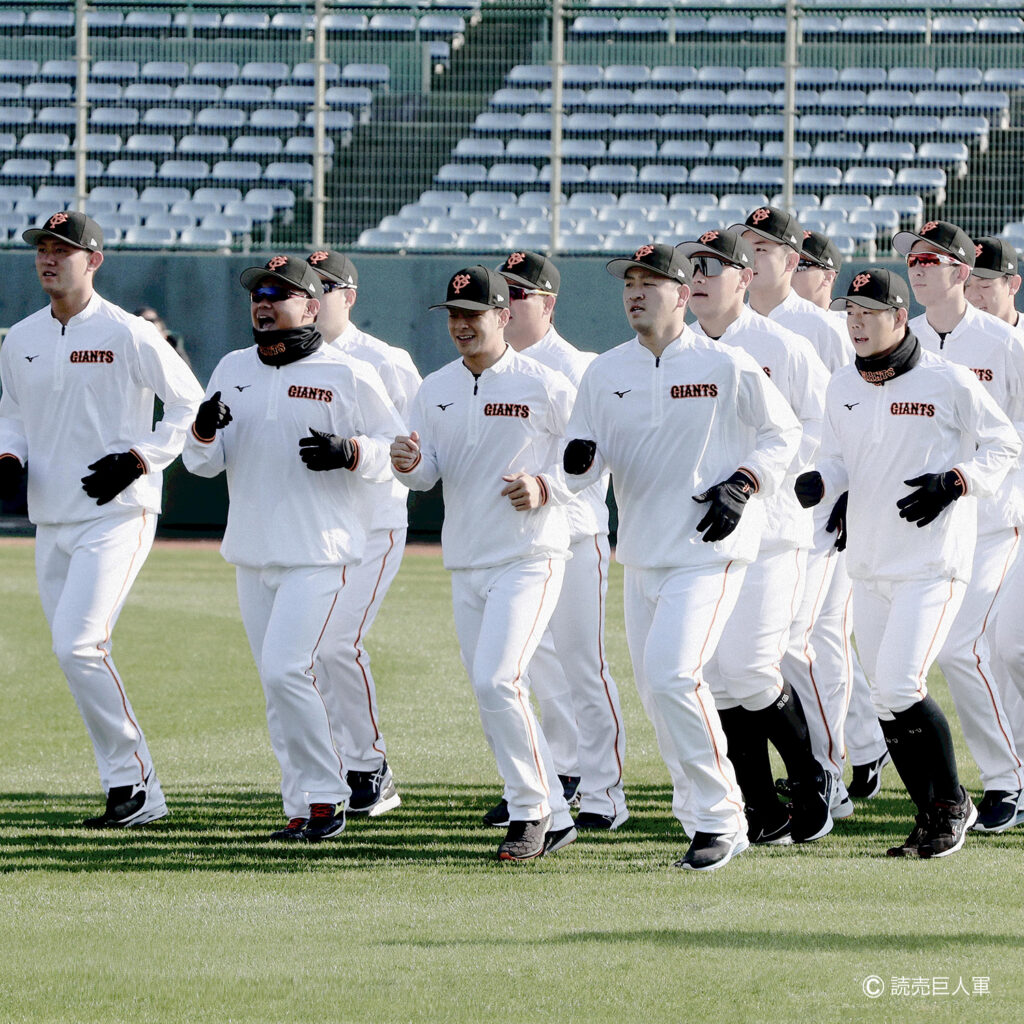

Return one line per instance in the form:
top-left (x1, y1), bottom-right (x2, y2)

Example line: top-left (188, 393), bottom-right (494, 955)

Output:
top-left (498, 846), bottom-right (545, 861)
top-left (831, 798), bottom-right (855, 821)
top-left (576, 809), bottom-right (630, 831)
top-left (970, 814), bottom-right (1018, 834)
top-left (543, 826), bottom-right (578, 855)
top-left (794, 809), bottom-right (834, 843)
top-left (921, 802), bottom-right (978, 858)
top-left (347, 791), bottom-right (402, 818)
top-left (88, 802), bottom-right (169, 829)
top-left (676, 835), bottom-right (750, 872)
top-left (750, 828), bottom-right (793, 846)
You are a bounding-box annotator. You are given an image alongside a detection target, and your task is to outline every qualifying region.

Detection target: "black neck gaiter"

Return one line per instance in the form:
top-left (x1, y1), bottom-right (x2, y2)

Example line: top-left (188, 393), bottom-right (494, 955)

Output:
top-left (855, 328), bottom-right (920, 386)
top-left (254, 324), bottom-right (323, 367)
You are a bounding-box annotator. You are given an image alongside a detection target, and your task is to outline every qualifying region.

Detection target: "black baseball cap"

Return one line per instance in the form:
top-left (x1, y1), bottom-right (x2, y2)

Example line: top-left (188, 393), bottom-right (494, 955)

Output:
top-left (971, 237), bottom-right (1020, 279)
top-left (23, 209), bottom-right (103, 252)
top-left (606, 243), bottom-right (692, 284)
top-left (429, 265), bottom-right (509, 311)
top-left (306, 249), bottom-right (358, 288)
top-left (830, 268), bottom-right (910, 311)
top-left (239, 255), bottom-right (323, 297)
top-left (892, 220), bottom-right (975, 268)
top-left (495, 250), bottom-right (560, 294)
top-left (676, 228), bottom-right (754, 269)
top-left (729, 206), bottom-right (804, 251)
top-left (800, 229), bottom-right (843, 271)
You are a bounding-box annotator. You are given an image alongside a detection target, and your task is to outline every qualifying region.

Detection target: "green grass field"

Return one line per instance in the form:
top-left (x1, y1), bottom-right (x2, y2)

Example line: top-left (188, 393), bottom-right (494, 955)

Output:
top-left (1, 540), bottom-right (1021, 1024)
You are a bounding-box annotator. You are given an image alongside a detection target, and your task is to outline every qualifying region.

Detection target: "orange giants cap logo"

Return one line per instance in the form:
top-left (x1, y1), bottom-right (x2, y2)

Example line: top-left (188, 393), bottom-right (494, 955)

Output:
top-left (47, 212), bottom-right (69, 228)
top-left (698, 230), bottom-right (719, 244)
top-left (803, 230), bottom-right (812, 239)
top-left (451, 273), bottom-right (471, 293)
top-left (920, 221), bottom-right (939, 236)
top-left (308, 251), bottom-right (329, 264)
top-left (267, 255), bottom-right (288, 270)
top-left (975, 243), bottom-right (984, 258)
top-left (851, 273), bottom-right (872, 291)
top-left (751, 208), bottom-right (771, 224)
top-left (632, 244), bottom-right (654, 260)
top-left (505, 252), bottom-right (526, 267)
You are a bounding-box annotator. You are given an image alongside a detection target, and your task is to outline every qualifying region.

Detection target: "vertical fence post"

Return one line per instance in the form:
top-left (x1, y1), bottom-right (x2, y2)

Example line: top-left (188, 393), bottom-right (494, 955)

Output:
top-left (782, 0), bottom-right (798, 214)
top-left (74, 0), bottom-right (89, 213)
top-left (312, 0), bottom-right (327, 248)
top-left (549, 0), bottom-right (564, 257)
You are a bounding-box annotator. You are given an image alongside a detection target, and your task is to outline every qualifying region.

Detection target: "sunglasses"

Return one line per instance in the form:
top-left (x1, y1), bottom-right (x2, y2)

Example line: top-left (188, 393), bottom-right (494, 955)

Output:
top-left (250, 285), bottom-right (305, 303)
top-left (507, 285), bottom-right (553, 301)
top-left (320, 280), bottom-right (354, 294)
top-left (906, 252), bottom-right (963, 269)
top-left (796, 259), bottom-right (821, 272)
top-left (691, 256), bottom-right (740, 278)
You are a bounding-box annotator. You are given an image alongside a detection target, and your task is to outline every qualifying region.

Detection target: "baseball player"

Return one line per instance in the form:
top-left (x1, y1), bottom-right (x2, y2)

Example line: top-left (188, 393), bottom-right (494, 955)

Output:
top-left (390, 265), bottom-right (578, 861)
top-left (491, 249), bottom-right (628, 832)
top-left (730, 206), bottom-right (858, 819)
top-left (894, 221), bottom-right (1024, 833)
top-left (798, 268), bottom-right (1020, 857)
top-left (791, 230), bottom-right (842, 311)
top-left (680, 228), bottom-right (834, 846)
top-left (0, 210), bottom-right (204, 827)
top-left (183, 255), bottom-right (404, 842)
top-left (304, 248), bottom-right (423, 818)
top-left (797, 230), bottom-right (891, 798)
top-left (563, 243), bottom-right (803, 870)
top-left (968, 238), bottom-right (1024, 799)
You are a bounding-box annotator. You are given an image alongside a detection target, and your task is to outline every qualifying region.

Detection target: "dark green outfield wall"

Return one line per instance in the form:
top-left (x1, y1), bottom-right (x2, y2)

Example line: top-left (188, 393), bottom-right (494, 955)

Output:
top-left (0, 250), bottom-right (909, 534)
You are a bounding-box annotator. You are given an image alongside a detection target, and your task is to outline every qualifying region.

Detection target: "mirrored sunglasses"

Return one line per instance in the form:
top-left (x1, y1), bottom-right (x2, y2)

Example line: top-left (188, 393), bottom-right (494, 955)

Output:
top-left (507, 285), bottom-right (552, 301)
top-left (320, 280), bottom-right (354, 294)
top-left (691, 255), bottom-right (740, 278)
top-left (250, 285), bottom-right (304, 303)
top-left (907, 252), bottom-right (963, 269)
top-left (796, 259), bottom-right (821, 272)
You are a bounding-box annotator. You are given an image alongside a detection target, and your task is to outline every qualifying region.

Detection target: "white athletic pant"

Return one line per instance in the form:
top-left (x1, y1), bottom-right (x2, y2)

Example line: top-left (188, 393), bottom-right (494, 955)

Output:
top-left (936, 528), bottom-right (1023, 792)
top-left (315, 527), bottom-right (406, 772)
top-left (990, 530), bottom-right (1024, 753)
top-left (623, 562), bottom-right (747, 838)
top-left (530, 533), bottom-right (626, 819)
top-left (451, 556), bottom-right (572, 827)
top-left (783, 546), bottom-right (849, 786)
top-left (844, 658), bottom-right (889, 766)
top-left (35, 510), bottom-right (161, 795)
top-left (236, 564), bottom-right (351, 818)
top-left (708, 546), bottom-right (805, 712)
top-left (528, 633), bottom-right (578, 777)
top-left (852, 576), bottom-right (967, 720)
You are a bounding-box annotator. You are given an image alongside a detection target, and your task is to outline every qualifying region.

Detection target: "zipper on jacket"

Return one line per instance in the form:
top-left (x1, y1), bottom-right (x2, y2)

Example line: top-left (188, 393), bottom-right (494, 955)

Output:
top-left (651, 353), bottom-right (663, 426)
top-left (468, 372), bottom-right (481, 443)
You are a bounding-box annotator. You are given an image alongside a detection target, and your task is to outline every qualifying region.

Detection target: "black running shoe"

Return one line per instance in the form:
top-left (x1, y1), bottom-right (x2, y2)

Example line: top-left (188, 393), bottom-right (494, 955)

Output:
top-left (269, 817), bottom-right (308, 841)
top-left (886, 813), bottom-right (929, 858)
top-left (498, 814), bottom-right (551, 861)
top-left (482, 798), bottom-right (509, 828)
top-left (347, 761), bottom-right (401, 817)
top-left (83, 773), bottom-right (168, 828)
top-left (848, 753), bottom-right (890, 800)
top-left (674, 831), bottom-right (749, 872)
top-left (543, 825), bottom-right (578, 855)
top-left (970, 789), bottom-right (1022, 834)
top-left (303, 803), bottom-right (346, 842)
top-left (559, 774), bottom-right (581, 805)
top-left (919, 787), bottom-right (977, 858)
top-left (789, 769), bottom-right (834, 843)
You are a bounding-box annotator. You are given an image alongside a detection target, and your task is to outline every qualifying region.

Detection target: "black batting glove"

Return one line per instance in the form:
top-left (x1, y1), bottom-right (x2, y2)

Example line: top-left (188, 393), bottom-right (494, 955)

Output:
top-left (897, 471), bottom-right (965, 527)
top-left (193, 391), bottom-right (232, 440)
top-left (81, 451), bottom-right (145, 505)
top-left (825, 491), bottom-right (849, 551)
top-left (0, 454), bottom-right (24, 501)
top-left (299, 428), bottom-right (357, 471)
top-left (794, 470), bottom-right (824, 509)
top-left (693, 470), bottom-right (757, 543)
top-left (563, 438), bottom-right (596, 476)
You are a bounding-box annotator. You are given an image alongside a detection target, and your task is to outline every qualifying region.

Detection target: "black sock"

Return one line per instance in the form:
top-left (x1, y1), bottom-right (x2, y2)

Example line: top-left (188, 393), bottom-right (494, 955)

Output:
top-left (879, 716), bottom-right (931, 811)
top-left (718, 706), bottom-right (780, 811)
top-left (890, 696), bottom-right (961, 804)
top-left (757, 682), bottom-right (820, 783)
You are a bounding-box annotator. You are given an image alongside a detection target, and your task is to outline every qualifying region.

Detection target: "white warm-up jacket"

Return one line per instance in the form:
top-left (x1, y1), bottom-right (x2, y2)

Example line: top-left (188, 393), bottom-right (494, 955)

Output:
top-left (764, 289), bottom-right (851, 373)
top-left (183, 344), bottom-right (404, 569)
top-left (817, 349), bottom-right (1021, 584)
top-left (0, 292), bottom-right (204, 524)
top-left (565, 327), bottom-right (802, 570)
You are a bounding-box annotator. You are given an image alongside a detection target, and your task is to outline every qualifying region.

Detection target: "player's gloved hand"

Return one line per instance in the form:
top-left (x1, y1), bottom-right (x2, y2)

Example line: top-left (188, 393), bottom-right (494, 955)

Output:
top-left (193, 391), bottom-right (232, 440)
top-left (692, 470), bottom-right (757, 543)
top-left (81, 451), bottom-right (145, 505)
top-left (826, 491), bottom-right (849, 551)
top-left (897, 470), bottom-right (965, 527)
top-left (563, 438), bottom-right (597, 475)
top-left (794, 470), bottom-right (824, 509)
top-left (299, 428), bottom-right (357, 471)
top-left (0, 454), bottom-right (24, 501)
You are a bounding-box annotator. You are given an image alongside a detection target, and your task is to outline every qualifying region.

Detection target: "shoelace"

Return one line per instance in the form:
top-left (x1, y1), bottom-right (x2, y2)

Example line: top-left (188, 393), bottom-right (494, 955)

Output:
top-left (309, 803), bottom-right (335, 820)
top-left (285, 818), bottom-right (306, 830)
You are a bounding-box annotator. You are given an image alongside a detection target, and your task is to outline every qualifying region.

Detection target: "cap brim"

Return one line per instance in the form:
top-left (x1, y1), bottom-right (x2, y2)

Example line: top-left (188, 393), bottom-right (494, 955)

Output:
top-left (428, 299), bottom-right (502, 311)
top-left (675, 241), bottom-right (745, 266)
top-left (497, 268), bottom-right (547, 290)
top-left (830, 295), bottom-right (898, 311)
top-left (240, 267), bottom-right (310, 292)
top-left (22, 228), bottom-right (95, 250)
top-left (970, 266), bottom-right (1014, 280)
top-left (605, 257), bottom-right (680, 280)
top-left (729, 223), bottom-right (800, 250)
top-left (891, 230), bottom-right (925, 257)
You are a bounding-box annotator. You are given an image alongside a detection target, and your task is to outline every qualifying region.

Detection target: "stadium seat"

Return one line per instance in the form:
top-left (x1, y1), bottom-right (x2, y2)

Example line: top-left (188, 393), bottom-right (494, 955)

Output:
top-left (225, 200), bottom-right (275, 223)
top-left (174, 85), bottom-right (223, 102)
top-left (123, 225), bottom-right (177, 246)
top-left (232, 136), bottom-right (284, 156)
top-left (159, 160), bottom-right (210, 181)
top-left (191, 63), bottom-right (240, 83)
top-left (179, 227), bottom-right (232, 248)
top-left (106, 159), bottom-right (156, 178)
top-left (125, 84), bottom-right (174, 102)
top-left (821, 193), bottom-right (872, 211)
top-left (212, 161), bottom-right (263, 181)
top-left (143, 108), bottom-right (193, 128)
top-left (19, 132), bottom-right (69, 153)
top-left (92, 61), bottom-right (139, 82)
top-left (843, 167), bottom-right (895, 188)
top-left (223, 13), bottom-right (271, 32)
top-left (292, 63), bottom-right (342, 84)
top-left (172, 12), bottom-right (221, 30)
top-left (141, 186), bottom-right (190, 205)
top-left (179, 135), bottom-right (229, 155)
top-left (126, 134), bottom-right (175, 154)
top-left (264, 162), bottom-right (312, 182)
top-left (125, 12), bottom-right (172, 31)
top-left (865, 142), bottom-right (916, 162)
top-left (90, 108), bottom-right (140, 128)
